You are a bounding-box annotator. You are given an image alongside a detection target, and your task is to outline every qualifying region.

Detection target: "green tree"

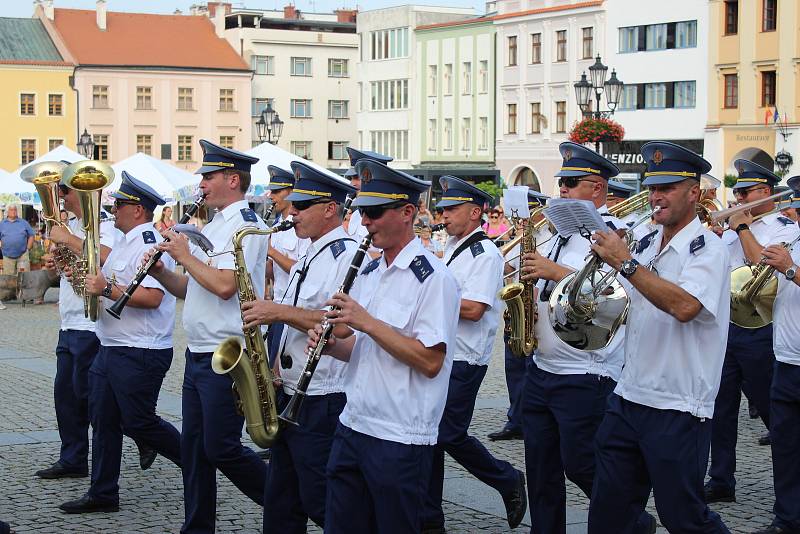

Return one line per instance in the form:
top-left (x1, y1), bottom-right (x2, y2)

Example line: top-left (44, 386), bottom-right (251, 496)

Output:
top-left (475, 180), bottom-right (506, 206)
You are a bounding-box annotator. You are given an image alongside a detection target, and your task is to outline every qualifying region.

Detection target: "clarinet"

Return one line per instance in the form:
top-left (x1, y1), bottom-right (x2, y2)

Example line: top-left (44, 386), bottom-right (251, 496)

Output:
top-left (278, 234), bottom-right (373, 426)
top-left (106, 194), bottom-right (206, 319)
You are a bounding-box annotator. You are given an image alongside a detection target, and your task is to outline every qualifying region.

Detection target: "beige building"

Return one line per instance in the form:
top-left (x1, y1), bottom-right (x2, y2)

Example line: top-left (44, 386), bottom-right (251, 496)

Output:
top-left (704, 0), bottom-right (798, 186)
top-left (36, 0), bottom-right (252, 171)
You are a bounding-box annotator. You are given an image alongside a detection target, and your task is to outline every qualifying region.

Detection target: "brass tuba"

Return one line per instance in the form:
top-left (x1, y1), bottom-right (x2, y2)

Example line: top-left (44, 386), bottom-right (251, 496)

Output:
top-left (211, 220), bottom-right (295, 449)
top-left (61, 160), bottom-right (113, 321)
top-left (20, 161), bottom-right (82, 281)
top-left (498, 215), bottom-right (540, 357)
top-left (730, 233), bottom-right (800, 328)
top-left (547, 208), bottom-right (657, 351)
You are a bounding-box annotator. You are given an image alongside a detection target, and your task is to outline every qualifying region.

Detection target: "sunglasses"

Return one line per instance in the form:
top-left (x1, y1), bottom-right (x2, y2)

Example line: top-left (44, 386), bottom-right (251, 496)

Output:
top-left (358, 201), bottom-right (408, 220)
top-left (558, 177), bottom-right (596, 188)
top-left (490, 215), bottom-right (499, 219)
top-left (291, 199), bottom-right (331, 211)
top-left (733, 186), bottom-right (769, 198)
top-left (113, 199), bottom-right (139, 208)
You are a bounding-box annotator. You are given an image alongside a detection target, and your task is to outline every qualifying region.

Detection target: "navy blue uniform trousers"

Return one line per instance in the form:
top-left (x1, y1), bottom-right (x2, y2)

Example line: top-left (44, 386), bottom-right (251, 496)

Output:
top-left (263, 390), bottom-right (345, 533)
top-left (55, 329), bottom-right (99, 472)
top-left (88, 345), bottom-right (181, 503)
top-left (708, 324), bottom-right (774, 491)
top-left (181, 350), bottom-right (267, 534)
top-left (503, 334), bottom-right (526, 432)
top-left (769, 361), bottom-right (800, 532)
top-left (423, 361), bottom-right (520, 527)
top-left (522, 362), bottom-right (616, 534)
top-left (589, 394), bottom-right (730, 534)
top-left (325, 423), bottom-right (433, 534)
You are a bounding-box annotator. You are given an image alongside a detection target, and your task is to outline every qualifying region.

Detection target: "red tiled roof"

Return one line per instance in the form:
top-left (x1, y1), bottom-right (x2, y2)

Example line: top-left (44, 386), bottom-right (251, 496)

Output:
top-left (416, 1), bottom-right (604, 30)
top-left (50, 8), bottom-right (248, 70)
top-left (416, 16), bottom-right (494, 31)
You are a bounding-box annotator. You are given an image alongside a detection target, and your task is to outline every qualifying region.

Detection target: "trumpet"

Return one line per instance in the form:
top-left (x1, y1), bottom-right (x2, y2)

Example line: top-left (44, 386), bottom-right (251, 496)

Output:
top-left (708, 190), bottom-right (792, 228)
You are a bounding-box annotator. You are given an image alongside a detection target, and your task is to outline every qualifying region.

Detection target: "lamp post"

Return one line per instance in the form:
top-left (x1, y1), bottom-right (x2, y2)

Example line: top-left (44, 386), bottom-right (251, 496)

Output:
top-left (256, 102), bottom-right (284, 145)
top-left (77, 128), bottom-right (95, 159)
top-left (573, 55), bottom-right (624, 151)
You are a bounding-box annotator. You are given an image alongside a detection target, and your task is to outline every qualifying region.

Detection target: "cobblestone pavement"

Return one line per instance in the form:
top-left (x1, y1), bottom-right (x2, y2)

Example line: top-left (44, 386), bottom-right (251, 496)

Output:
top-left (0, 291), bottom-right (778, 533)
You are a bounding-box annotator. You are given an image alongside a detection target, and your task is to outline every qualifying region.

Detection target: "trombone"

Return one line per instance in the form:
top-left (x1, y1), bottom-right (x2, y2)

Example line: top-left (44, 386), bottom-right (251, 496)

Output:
top-left (706, 190), bottom-right (792, 229)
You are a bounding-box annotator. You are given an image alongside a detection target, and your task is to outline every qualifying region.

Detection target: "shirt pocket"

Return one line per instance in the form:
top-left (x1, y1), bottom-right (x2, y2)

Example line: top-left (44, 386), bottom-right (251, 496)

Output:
top-left (375, 300), bottom-right (413, 333)
top-left (296, 277), bottom-right (324, 308)
top-left (110, 260), bottom-right (128, 285)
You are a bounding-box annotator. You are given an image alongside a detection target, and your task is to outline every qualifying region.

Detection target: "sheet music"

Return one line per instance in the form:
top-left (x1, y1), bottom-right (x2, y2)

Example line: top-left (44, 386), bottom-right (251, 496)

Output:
top-left (174, 223), bottom-right (214, 253)
top-left (502, 186), bottom-right (530, 219)
top-left (542, 198), bottom-right (607, 237)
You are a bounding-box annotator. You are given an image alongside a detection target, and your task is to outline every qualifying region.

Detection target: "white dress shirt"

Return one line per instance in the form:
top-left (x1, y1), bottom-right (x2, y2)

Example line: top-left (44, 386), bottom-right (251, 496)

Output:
top-left (722, 212), bottom-right (800, 271)
top-left (59, 214), bottom-right (121, 331)
top-left (279, 226), bottom-right (358, 395)
top-left (533, 206), bottom-right (626, 379)
top-left (270, 214), bottom-right (310, 303)
top-left (339, 238), bottom-right (460, 445)
top-left (96, 222), bottom-right (176, 349)
top-left (443, 226), bottom-right (503, 366)
top-left (773, 242), bottom-right (800, 366)
top-left (183, 200), bottom-right (269, 353)
top-left (616, 216), bottom-right (730, 418)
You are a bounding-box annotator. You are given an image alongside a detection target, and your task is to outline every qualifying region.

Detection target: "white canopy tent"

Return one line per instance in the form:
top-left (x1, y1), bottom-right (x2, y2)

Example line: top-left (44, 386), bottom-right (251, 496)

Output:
top-left (2, 145), bottom-right (85, 205)
top-left (110, 152), bottom-right (199, 205)
top-left (246, 142), bottom-right (348, 201)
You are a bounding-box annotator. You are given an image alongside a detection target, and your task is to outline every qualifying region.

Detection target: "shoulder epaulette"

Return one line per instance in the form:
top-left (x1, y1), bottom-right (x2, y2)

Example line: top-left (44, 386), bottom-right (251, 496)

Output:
top-left (636, 230), bottom-right (658, 254)
top-left (142, 230), bottom-right (156, 244)
top-left (409, 255), bottom-right (434, 283)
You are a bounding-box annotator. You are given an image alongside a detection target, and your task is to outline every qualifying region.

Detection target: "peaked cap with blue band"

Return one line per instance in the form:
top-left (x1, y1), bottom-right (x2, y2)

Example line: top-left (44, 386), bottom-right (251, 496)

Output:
top-left (528, 189), bottom-right (550, 207)
top-left (786, 176), bottom-right (800, 208)
top-left (733, 159), bottom-right (780, 189)
top-left (607, 180), bottom-right (636, 199)
top-left (352, 159), bottom-right (430, 207)
top-left (196, 139), bottom-right (259, 175)
top-left (267, 165), bottom-right (295, 191)
top-left (346, 147), bottom-right (393, 167)
top-left (555, 141), bottom-right (619, 180)
top-left (436, 176), bottom-right (491, 208)
top-left (110, 171), bottom-right (166, 212)
top-left (640, 141), bottom-right (711, 186)
top-left (701, 173), bottom-right (721, 190)
top-left (286, 161), bottom-right (356, 204)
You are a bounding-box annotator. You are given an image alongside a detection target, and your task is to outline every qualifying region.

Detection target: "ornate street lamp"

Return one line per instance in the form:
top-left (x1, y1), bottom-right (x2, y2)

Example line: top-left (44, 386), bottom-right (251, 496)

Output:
top-left (572, 55), bottom-right (624, 152)
top-left (77, 128), bottom-right (95, 159)
top-left (256, 102), bottom-right (283, 145)
top-left (574, 72), bottom-right (592, 113)
top-left (604, 69), bottom-right (623, 112)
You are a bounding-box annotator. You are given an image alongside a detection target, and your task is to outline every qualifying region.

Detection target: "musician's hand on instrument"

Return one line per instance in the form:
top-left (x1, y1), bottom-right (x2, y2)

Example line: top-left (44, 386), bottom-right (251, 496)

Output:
top-left (49, 226), bottom-right (69, 245)
top-left (762, 245), bottom-right (793, 272)
top-left (591, 230), bottom-right (631, 270)
top-left (84, 272), bottom-right (107, 296)
top-left (306, 323), bottom-right (333, 352)
top-left (141, 248), bottom-right (165, 275)
top-left (520, 252), bottom-right (558, 282)
top-left (710, 224), bottom-right (725, 238)
top-left (728, 209), bottom-right (753, 229)
top-left (241, 298), bottom-right (280, 330)
top-left (324, 292), bottom-right (371, 332)
top-left (156, 231), bottom-right (191, 264)
top-left (43, 254), bottom-right (56, 272)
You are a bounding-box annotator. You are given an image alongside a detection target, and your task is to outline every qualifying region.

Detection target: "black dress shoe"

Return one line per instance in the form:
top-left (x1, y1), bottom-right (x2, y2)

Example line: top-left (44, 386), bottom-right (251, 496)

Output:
top-left (758, 432), bottom-right (772, 446)
top-left (503, 470), bottom-right (527, 529)
top-left (487, 427), bottom-right (524, 441)
top-left (35, 462), bottom-right (88, 480)
top-left (703, 484), bottom-right (735, 503)
top-left (136, 441), bottom-right (157, 470)
top-left (421, 524), bottom-right (446, 534)
top-left (59, 494), bottom-right (119, 514)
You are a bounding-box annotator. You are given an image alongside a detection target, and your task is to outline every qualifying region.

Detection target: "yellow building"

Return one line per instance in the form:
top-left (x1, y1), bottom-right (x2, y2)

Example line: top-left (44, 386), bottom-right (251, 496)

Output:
top-left (704, 0), bottom-right (799, 189)
top-left (0, 17), bottom-right (75, 172)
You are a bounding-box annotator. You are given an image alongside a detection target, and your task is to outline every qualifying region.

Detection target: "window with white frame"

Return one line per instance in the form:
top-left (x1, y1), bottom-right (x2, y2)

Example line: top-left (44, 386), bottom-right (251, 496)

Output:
top-left (644, 83), bottom-right (667, 108)
top-left (444, 119), bottom-right (453, 150)
top-left (507, 103), bottom-right (517, 134)
top-left (93, 134), bottom-right (109, 160)
top-left (178, 87), bottom-right (194, 111)
top-left (479, 60), bottom-right (489, 93)
top-left (328, 141), bottom-right (349, 160)
top-left (556, 30), bottom-right (567, 62)
top-left (92, 85), bottom-right (109, 108)
top-left (219, 136), bottom-right (235, 149)
top-left (555, 101), bottom-right (567, 133)
top-left (530, 102), bottom-right (542, 133)
top-left (178, 135), bottom-right (193, 161)
top-left (444, 64), bottom-right (453, 95)
top-left (618, 85), bottom-right (638, 110)
top-left (252, 55), bottom-right (275, 75)
top-left (619, 27), bottom-right (638, 53)
top-left (291, 141), bottom-right (312, 160)
top-left (219, 89), bottom-right (235, 112)
top-left (646, 24), bottom-right (667, 50)
top-left (251, 97), bottom-right (274, 117)
top-left (48, 94), bottom-right (63, 116)
top-left (428, 119), bottom-right (437, 151)
top-left (328, 58), bottom-right (349, 77)
top-left (530, 33), bottom-right (541, 63)
top-left (507, 36), bottom-right (517, 66)
top-left (462, 61), bottom-right (472, 94)
top-left (21, 139), bottom-right (36, 164)
top-left (479, 117), bottom-right (488, 150)
top-left (291, 57), bottom-right (312, 76)
top-left (674, 81), bottom-right (696, 108)
top-left (370, 130), bottom-right (408, 160)
top-left (136, 86), bottom-right (153, 110)
top-left (328, 100), bottom-right (349, 119)
top-left (20, 93), bottom-right (35, 115)
top-left (49, 138), bottom-right (64, 151)
top-left (369, 27), bottom-right (409, 60)
top-left (675, 21), bottom-right (697, 48)
top-left (370, 79), bottom-right (409, 110)
top-left (428, 65), bottom-right (438, 95)
top-left (290, 99), bottom-right (312, 117)
top-left (136, 134), bottom-right (152, 155)
top-left (461, 118), bottom-right (471, 151)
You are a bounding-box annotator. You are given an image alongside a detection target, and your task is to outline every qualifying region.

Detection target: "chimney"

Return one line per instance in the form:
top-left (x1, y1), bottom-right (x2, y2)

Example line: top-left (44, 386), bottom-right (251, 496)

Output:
top-left (335, 9), bottom-right (357, 23)
top-left (283, 4), bottom-right (299, 19)
top-left (213, 2), bottom-right (225, 38)
top-left (43, 0), bottom-right (54, 20)
top-left (96, 0), bottom-right (107, 31)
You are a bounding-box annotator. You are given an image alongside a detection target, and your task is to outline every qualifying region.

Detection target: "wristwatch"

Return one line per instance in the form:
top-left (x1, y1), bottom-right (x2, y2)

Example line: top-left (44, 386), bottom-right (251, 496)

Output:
top-left (734, 223), bottom-right (750, 234)
top-left (786, 264), bottom-right (798, 281)
top-left (620, 259), bottom-right (640, 278)
top-left (102, 281), bottom-right (114, 298)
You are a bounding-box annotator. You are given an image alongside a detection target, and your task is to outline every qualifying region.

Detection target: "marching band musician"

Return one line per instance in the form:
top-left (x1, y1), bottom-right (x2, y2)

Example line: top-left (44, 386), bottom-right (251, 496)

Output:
top-left (263, 165), bottom-right (310, 364)
top-left (147, 140), bottom-right (269, 534)
top-left (588, 142), bottom-right (730, 533)
top-left (59, 173), bottom-right (182, 514)
top-left (752, 176), bottom-right (800, 534)
top-left (306, 160), bottom-right (460, 533)
top-left (519, 143), bottom-right (656, 533)
top-left (239, 162), bottom-right (357, 532)
top-left (36, 172), bottom-right (125, 481)
top-left (421, 176), bottom-right (527, 532)
top-left (489, 189), bottom-right (548, 442)
top-left (705, 160), bottom-right (800, 504)
top-left (607, 179), bottom-right (636, 210)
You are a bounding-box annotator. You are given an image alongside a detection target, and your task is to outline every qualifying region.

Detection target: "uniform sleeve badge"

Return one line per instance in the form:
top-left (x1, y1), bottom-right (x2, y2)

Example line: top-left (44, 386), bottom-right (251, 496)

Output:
top-left (142, 231), bottom-right (156, 244)
top-left (240, 208), bottom-right (258, 222)
top-left (689, 235), bottom-right (705, 254)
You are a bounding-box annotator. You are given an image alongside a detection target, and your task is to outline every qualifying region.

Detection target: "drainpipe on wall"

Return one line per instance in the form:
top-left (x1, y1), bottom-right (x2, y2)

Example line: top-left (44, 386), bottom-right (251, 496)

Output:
top-left (69, 66), bottom-right (80, 147)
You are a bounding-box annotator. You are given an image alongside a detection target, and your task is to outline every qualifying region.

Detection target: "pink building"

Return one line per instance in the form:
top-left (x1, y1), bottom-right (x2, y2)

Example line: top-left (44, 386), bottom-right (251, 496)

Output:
top-left (36, 0), bottom-right (252, 171)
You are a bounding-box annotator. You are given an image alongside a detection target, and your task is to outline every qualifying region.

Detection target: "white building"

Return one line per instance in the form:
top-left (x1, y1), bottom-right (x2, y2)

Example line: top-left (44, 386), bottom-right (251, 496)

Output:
top-left (355, 5), bottom-right (475, 169)
top-left (494, 0), bottom-right (606, 194)
top-left (604, 0), bottom-right (708, 188)
top-left (203, 3), bottom-right (359, 170)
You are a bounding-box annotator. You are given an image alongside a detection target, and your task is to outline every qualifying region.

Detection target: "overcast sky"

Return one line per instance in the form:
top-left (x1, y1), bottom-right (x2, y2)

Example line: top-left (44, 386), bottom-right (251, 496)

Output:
top-left (2, 0), bottom-right (486, 18)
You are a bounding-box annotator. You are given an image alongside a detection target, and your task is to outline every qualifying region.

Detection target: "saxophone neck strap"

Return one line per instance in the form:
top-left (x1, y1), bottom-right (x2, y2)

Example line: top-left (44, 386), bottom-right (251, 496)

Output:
top-left (446, 231), bottom-right (489, 266)
top-left (293, 237), bottom-right (357, 307)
